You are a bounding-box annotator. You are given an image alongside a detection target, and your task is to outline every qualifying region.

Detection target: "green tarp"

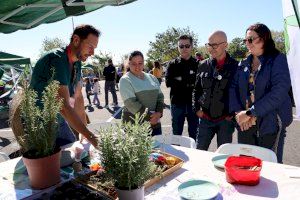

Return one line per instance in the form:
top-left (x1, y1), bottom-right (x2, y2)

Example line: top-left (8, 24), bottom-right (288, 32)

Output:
top-left (0, 69), bottom-right (3, 80)
top-left (0, 0), bottom-right (137, 34)
top-left (0, 52), bottom-right (31, 80)
top-left (0, 51), bottom-right (31, 65)
top-left (82, 64), bottom-right (94, 70)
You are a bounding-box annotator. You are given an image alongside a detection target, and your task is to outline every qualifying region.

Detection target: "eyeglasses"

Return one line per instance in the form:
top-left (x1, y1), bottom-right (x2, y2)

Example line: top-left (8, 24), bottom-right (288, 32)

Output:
top-left (179, 44), bottom-right (191, 49)
top-left (243, 36), bottom-right (260, 44)
top-left (205, 42), bottom-right (226, 49)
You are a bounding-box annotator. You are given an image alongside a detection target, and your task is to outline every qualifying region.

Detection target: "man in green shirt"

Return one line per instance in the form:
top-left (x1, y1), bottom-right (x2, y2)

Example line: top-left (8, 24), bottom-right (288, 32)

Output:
top-left (30, 24), bottom-right (100, 148)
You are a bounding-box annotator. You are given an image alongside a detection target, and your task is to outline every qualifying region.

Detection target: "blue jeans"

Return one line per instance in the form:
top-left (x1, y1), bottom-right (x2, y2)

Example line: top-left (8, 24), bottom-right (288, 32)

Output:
top-left (197, 118), bottom-right (234, 150)
top-left (277, 129), bottom-right (286, 164)
top-left (171, 104), bottom-right (198, 141)
top-left (93, 93), bottom-right (100, 105)
top-left (56, 119), bottom-right (76, 147)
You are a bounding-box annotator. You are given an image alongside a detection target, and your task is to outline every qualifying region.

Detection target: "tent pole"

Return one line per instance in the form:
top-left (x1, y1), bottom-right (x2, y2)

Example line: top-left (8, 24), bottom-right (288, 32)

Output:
top-left (72, 17), bottom-right (74, 31)
top-left (291, 0), bottom-right (300, 28)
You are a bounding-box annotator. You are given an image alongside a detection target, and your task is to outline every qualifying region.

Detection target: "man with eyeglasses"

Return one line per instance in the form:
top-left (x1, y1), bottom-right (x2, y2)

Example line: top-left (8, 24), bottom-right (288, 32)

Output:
top-left (192, 31), bottom-right (238, 150)
top-left (165, 35), bottom-right (199, 141)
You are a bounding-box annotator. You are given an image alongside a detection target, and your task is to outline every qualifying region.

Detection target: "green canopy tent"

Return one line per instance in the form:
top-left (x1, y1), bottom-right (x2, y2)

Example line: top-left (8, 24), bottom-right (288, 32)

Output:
top-left (0, 52), bottom-right (31, 108)
top-left (0, 51), bottom-right (31, 81)
top-left (0, 0), bottom-right (137, 34)
top-left (82, 64), bottom-right (94, 70)
top-left (0, 51), bottom-right (31, 65)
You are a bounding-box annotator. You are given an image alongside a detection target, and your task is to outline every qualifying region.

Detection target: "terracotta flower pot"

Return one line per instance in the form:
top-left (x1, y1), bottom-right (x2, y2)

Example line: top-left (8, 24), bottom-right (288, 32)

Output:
top-left (116, 186), bottom-right (144, 200)
top-left (22, 149), bottom-right (61, 189)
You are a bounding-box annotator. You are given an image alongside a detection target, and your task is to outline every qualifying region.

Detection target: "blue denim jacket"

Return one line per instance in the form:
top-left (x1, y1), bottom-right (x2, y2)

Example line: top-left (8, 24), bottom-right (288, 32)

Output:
top-left (229, 53), bottom-right (293, 135)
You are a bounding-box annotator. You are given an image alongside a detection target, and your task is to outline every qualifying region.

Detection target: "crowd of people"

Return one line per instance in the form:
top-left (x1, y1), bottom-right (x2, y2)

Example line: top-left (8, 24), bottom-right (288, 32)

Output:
top-left (28, 22), bottom-right (293, 163)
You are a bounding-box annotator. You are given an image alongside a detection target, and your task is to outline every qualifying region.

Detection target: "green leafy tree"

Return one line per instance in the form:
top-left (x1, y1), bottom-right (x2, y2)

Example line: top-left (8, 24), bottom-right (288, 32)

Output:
top-left (40, 37), bottom-right (66, 56)
top-left (271, 30), bottom-right (285, 54)
top-left (227, 37), bottom-right (248, 60)
top-left (146, 27), bottom-right (198, 63)
top-left (196, 46), bottom-right (209, 59)
top-left (91, 51), bottom-right (112, 77)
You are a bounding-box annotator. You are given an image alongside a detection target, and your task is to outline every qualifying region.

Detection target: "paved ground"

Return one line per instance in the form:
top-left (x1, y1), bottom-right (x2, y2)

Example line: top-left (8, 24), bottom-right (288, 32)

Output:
top-left (1, 80), bottom-right (300, 166)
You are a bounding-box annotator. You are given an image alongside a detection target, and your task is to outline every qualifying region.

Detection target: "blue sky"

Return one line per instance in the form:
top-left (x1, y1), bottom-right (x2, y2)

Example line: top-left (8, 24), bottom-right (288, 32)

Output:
top-left (0, 0), bottom-right (284, 63)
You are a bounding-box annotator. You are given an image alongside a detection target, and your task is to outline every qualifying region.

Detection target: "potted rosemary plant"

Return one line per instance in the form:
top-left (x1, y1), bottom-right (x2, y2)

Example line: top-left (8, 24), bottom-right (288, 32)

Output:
top-left (97, 113), bottom-right (156, 200)
top-left (9, 80), bottom-right (63, 189)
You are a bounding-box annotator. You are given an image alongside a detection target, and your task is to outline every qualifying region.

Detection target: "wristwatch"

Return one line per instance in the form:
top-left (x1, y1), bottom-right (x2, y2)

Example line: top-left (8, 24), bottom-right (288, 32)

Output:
top-left (246, 109), bottom-right (253, 117)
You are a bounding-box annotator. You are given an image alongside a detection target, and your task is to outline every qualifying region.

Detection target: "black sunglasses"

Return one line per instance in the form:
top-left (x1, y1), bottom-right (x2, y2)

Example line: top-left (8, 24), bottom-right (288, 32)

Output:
top-left (205, 42), bottom-right (226, 49)
top-left (243, 36), bottom-right (260, 44)
top-left (179, 44), bottom-right (191, 49)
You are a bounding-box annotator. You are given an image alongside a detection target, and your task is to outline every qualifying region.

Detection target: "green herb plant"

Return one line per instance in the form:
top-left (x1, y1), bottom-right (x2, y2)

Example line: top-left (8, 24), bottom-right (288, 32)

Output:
top-left (97, 112), bottom-right (158, 190)
top-left (17, 80), bottom-right (63, 158)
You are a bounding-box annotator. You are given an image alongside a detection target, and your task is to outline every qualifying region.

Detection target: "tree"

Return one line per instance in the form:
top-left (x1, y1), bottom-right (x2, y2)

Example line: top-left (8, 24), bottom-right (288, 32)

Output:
top-left (40, 37), bottom-right (66, 56)
top-left (227, 37), bottom-right (248, 60)
top-left (196, 46), bottom-right (209, 59)
top-left (146, 27), bottom-right (198, 63)
top-left (272, 30), bottom-right (285, 54)
top-left (91, 51), bottom-right (112, 77)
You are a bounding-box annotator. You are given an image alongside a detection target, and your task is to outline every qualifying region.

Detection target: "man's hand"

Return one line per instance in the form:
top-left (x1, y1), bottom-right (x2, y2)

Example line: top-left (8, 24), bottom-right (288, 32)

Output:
top-left (196, 110), bottom-right (204, 118)
top-left (225, 116), bottom-right (233, 121)
top-left (150, 112), bottom-right (162, 125)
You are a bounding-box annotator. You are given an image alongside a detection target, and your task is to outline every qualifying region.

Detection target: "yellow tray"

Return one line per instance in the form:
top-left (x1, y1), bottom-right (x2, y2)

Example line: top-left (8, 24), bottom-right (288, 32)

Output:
top-left (75, 151), bottom-right (184, 199)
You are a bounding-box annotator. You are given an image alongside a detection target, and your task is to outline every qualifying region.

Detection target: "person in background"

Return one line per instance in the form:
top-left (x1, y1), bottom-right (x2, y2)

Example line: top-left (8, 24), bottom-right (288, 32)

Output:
top-left (230, 23), bottom-right (293, 163)
top-left (119, 51), bottom-right (164, 136)
top-left (30, 24), bottom-right (99, 147)
top-left (193, 31), bottom-right (237, 150)
top-left (85, 77), bottom-right (92, 106)
top-left (195, 52), bottom-right (204, 62)
top-left (103, 59), bottom-right (118, 107)
top-left (153, 61), bottom-right (163, 85)
top-left (116, 65), bottom-right (123, 90)
top-left (92, 77), bottom-right (100, 106)
top-left (165, 35), bottom-right (198, 141)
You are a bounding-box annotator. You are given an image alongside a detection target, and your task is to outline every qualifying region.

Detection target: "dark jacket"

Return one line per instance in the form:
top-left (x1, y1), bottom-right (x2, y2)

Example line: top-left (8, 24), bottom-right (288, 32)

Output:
top-left (229, 53), bottom-right (293, 135)
top-left (103, 64), bottom-right (116, 81)
top-left (192, 54), bottom-right (238, 119)
top-left (165, 57), bottom-right (198, 105)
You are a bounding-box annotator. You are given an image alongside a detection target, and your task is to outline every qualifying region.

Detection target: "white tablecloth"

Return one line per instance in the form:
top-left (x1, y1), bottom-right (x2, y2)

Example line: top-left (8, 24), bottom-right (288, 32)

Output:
top-left (1, 144), bottom-right (300, 200)
top-left (145, 145), bottom-right (300, 200)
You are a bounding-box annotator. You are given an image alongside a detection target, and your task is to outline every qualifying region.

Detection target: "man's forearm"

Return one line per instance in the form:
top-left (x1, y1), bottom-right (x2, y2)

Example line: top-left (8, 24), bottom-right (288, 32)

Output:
top-left (74, 95), bottom-right (87, 126)
top-left (60, 104), bottom-right (93, 140)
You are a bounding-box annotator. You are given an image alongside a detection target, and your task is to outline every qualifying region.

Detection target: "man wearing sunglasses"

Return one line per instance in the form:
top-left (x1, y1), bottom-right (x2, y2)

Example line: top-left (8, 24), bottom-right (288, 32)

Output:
top-left (165, 35), bottom-right (199, 141)
top-left (192, 31), bottom-right (238, 150)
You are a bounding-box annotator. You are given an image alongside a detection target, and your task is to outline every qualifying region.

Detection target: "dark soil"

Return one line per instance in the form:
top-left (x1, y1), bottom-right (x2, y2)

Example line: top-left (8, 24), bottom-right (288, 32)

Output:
top-left (34, 181), bottom-right (112, 200)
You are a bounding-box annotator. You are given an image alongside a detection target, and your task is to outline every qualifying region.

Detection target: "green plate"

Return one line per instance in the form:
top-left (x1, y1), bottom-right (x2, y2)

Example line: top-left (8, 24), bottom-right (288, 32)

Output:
top-left (211, 154), bottom-right (230, 169)
top-left (178, 179), bottom-right (219, 200)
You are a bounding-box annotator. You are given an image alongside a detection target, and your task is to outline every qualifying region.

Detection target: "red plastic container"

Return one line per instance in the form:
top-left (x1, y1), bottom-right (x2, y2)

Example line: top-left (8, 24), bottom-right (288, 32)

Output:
top-left (225, 156), bottom-right (262, 186)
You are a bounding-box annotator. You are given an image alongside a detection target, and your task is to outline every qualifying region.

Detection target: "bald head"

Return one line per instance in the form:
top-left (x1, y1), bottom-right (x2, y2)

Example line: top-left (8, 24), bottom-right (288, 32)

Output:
top-left (206, 30), bottom-right (228, 61)
top-left (209, 30), bottom-right (227, 42)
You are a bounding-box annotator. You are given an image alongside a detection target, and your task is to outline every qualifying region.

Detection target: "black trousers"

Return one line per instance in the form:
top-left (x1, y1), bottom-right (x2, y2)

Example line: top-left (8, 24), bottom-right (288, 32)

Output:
top-left (238, 125), bottom-right (277, 150)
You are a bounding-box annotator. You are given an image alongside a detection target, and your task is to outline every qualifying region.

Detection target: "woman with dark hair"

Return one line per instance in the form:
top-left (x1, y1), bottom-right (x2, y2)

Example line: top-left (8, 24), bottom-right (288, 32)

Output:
top-left (152, 61), bottom-right (163, 85)
top-left (119, 51), bottom-right (164, 136)
top-left (229, 23), bottom-right (293, 163)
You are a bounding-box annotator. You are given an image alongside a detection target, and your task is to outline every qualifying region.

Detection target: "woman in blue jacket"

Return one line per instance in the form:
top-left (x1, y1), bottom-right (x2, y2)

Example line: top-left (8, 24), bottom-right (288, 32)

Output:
top-left (230, 23), bottom-right (293, 163)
